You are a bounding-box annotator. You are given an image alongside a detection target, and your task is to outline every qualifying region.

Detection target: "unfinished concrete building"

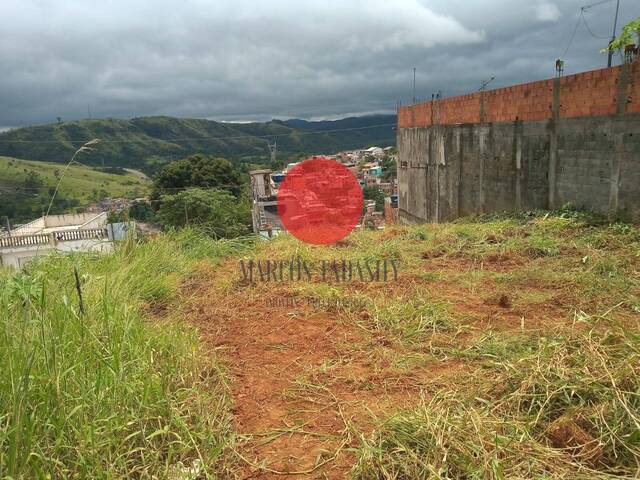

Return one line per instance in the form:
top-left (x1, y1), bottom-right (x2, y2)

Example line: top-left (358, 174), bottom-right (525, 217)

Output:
top-left (249, 169), bottom-right (283, 238)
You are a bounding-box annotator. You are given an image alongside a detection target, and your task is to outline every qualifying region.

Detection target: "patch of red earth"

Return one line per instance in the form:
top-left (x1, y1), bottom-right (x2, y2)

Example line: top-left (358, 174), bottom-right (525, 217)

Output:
top-left (174, 245), bottom-right (594, 478)
top-left (179, 263), bottom-right (462, 479)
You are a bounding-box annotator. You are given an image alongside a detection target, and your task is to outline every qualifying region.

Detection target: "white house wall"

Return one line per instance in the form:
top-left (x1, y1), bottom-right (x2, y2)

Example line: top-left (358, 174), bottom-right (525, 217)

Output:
top-left (0, 239), bottom-right (113, 270)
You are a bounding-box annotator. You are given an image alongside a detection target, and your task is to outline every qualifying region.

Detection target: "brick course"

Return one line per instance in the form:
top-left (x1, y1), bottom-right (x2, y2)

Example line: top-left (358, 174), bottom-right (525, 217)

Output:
top-left (398, 63), bottom-right (640, 128)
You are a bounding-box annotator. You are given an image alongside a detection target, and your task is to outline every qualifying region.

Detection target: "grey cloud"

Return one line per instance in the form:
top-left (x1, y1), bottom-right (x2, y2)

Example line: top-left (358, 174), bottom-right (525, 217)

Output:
top-left (0, 0), bottom-right (636, 127)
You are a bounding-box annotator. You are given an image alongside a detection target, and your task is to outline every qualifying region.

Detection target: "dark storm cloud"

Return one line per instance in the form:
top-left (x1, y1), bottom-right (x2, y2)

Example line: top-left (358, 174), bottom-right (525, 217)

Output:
top-left (1, 0), bottom-right (636, 127)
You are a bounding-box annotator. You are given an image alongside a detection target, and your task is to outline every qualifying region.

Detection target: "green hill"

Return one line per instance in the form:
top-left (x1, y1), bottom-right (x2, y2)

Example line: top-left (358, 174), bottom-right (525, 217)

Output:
top-left (0, 115), bottom-right (396, 174)
top-left (0, 156), bottom-right (150, 223)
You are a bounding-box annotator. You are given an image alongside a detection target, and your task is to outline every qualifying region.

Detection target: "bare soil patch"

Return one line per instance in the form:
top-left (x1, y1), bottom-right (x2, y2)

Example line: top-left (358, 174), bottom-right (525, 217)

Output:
top-left (179, 262), bottom-right (462, 478)
top-left (169, 220), bottom-right (633, 478)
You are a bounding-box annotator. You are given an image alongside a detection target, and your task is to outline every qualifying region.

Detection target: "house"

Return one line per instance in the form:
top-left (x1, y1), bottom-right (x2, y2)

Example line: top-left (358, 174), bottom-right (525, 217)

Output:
top-left (364, 176), bottom-right (378, 188)
top-left (0, 212), bottom-right (123, 269)
top-left (377, 182), bottom-right (395, 195)
top-left (85, 197), bottom-right (133, 214)
top-left (362, 162), bottom-right (383, 177)
top-left (364, 146), bottom-right (384, 158)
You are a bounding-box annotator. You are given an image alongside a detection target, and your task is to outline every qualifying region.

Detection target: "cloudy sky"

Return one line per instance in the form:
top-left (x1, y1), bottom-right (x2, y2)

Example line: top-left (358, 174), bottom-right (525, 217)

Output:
top-left (1, 0), bottom-right (636, 128)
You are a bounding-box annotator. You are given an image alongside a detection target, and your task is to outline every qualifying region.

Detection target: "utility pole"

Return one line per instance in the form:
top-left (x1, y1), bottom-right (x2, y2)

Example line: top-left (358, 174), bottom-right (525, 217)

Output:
top-left (412, 67), bottom-right (416, 104)
top-left (267, 140), bottom-right (277, 165)
top-left (479, 76), bottom-right (495, 124)
top-left (480, 76), bottom-right (495, 92)
top-left (607, 0), bottom-right (621, 67)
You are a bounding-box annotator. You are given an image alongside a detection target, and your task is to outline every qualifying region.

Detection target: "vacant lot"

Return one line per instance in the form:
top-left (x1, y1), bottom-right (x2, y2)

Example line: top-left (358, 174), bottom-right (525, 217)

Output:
top-left (1, 211), bottom-right (638, 479)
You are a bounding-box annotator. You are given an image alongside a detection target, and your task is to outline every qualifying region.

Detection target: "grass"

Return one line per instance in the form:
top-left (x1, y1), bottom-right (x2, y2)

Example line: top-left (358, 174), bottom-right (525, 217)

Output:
top-left (1, 209), bottom-right (639, 478)
top-left (0, 156), bottom-right (150, 223)
top-left (367, 296), bottom-right (455, 341)
top-left (352, 315), bottom-right (639, 479)
top-left (246, 210), bottom-right (639, 478)
top-left (339, 214), bottom-right (639, 479)
top-left (0, 229), bottom-right (252, 478)
top-left (0, 156), bottom-right (149, 200)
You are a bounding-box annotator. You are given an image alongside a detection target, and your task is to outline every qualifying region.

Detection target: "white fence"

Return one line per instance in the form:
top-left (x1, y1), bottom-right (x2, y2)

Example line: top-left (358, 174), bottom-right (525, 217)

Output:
top-left (0, 228), bottom-right (108, 249)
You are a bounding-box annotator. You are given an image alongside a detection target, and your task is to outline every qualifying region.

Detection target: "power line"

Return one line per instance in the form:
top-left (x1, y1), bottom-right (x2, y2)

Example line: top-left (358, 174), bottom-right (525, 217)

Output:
top-left (560, 0), bottom-right (618, 60)
top-left (581, 9), bottom-right (609, 39)
top-left (0, 122), bottom-right (396, 144)
top-left (561, 11), bottom-right (582, 58)
top-left (582, 0), bottom-right (615, 9)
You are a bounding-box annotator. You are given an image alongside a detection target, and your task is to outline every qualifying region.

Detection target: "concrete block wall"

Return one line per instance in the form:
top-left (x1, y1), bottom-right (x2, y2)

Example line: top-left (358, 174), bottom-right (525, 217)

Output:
top-left (397, 63), bottom-right (640, 223)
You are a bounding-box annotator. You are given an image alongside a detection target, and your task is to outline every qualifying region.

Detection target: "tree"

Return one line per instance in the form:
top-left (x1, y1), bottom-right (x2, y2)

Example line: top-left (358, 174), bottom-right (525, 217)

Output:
top-left (156, 188), bottom-right (250, 238)
top-left (607, 17), bottom-right (640, 51)
top-left (152, 154), bottom-right (245, 200)
top-left (381, 155), bottom-right (397, 181)
top-left (128, 200), bottom-right (155, 222)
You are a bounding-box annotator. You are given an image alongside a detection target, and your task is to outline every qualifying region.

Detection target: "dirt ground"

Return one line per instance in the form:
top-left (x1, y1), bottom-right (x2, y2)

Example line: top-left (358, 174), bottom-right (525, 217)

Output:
top-left (177, 254), bottom-right (565, 479)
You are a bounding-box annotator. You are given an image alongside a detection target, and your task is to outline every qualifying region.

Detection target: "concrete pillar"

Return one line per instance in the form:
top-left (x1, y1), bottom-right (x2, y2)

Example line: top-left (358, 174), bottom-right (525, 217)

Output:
top-left (456, 128), bottom-right (464, 219)
top-left (609, 132), bottom-right (623, 220)
top-left (616, 63), bottom-right (631, 115)
top-left (478, 126), bottom-right (487, 214)
top-left (514, 121), bottom-right (523, 210)
top-left (548, 77), bottom-right (561, 209)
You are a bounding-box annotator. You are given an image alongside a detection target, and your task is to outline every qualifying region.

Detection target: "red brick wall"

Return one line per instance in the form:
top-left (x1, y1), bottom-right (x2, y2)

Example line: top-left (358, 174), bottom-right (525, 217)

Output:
top-left (559, 66), bottom-right (619, 117)
top-left (484, 79), bottom-right (553, 123)
top-left (398, 63), bottom-right (640, 128)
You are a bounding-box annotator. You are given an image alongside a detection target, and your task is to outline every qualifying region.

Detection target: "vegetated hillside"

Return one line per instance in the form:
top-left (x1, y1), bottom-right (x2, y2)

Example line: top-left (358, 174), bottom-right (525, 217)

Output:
top-left (0, 115), bottom-right (396, 174)
top-left (0, 156), bottom-right (150, 223)
top-left (1, 211), bottom-right (638, 478)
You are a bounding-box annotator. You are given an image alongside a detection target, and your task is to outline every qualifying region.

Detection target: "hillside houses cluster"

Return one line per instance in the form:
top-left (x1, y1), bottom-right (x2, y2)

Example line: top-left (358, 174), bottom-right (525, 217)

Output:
top-left (300, 146), bottom-right (397, 193)
top-left (85, 197), bottom-right (147, 214)
top-left (250, 146), bottom-right (398, 237)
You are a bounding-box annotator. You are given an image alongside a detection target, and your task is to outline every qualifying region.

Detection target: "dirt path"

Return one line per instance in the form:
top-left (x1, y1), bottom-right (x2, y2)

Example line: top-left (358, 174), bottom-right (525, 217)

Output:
top-left (180, 263), bottom-right (462, 478)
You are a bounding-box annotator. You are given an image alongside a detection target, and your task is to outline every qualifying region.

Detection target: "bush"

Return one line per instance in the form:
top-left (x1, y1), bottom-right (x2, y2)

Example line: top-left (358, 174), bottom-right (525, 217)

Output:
top-left (157, 188), bottom-right (251, 238)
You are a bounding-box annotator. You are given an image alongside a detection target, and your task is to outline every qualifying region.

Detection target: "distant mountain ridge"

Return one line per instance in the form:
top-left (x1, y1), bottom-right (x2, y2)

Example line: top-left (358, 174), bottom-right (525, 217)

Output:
top-left (0, 114), bottom-right (396, 174)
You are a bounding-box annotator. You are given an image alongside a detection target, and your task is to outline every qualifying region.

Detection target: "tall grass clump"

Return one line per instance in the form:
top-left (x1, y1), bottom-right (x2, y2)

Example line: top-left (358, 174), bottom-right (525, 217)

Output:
top-left (353, 316), bottom-right (639, 479)
top-left (369, 297), bottom-right (454, 341)
top-left (0, 228), bottom-right (253, 478)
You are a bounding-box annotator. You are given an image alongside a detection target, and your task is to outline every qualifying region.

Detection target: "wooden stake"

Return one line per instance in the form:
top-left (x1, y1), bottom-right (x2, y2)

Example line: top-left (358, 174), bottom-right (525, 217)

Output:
top-left (74, 267), bottom-right (84, 315)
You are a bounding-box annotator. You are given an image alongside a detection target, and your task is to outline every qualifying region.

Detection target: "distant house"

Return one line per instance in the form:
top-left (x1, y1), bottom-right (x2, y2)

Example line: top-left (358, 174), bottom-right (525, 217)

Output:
top-left (85, 197), bottom-right (133, 214)
top-left (377, 182), bottom-right (395, 195)
top-left (362, 162), bottom-right (383, 177)
top-left (364, 146), bottom-right (384, 158)
top-left (0, 212), bottom-right (126, 269)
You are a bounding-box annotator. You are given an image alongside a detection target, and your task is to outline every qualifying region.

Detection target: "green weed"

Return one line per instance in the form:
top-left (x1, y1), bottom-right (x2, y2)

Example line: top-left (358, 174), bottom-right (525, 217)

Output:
top-left (0, 229), bottom-right (251, 478)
